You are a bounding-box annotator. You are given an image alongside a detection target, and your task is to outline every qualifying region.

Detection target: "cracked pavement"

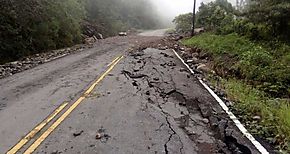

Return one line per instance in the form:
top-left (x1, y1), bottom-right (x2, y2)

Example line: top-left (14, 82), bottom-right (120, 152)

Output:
top-left (0, 30), bottom-right (260, 153)
top-left (33, 48), bottom-right (218, 154)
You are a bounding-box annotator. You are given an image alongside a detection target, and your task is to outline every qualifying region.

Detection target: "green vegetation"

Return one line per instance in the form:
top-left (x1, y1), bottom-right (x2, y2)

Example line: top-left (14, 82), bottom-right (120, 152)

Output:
top-left (196, 0), bottom-right (235, 32)
top-left (0, 0), bottom-right (162, 64)
top-left (183, 33), bottom-right (290, 98)
top-left (178, 0), bottom-right (290, 152)
top-left (244, 0), bottom-right (290, 41)
top-left (183, 32), bottom-right (290, 152)
top-left (194, 0), bottom-right (290, 42)
top-left (172, 13), bottom-right (193, 33)
top-left (85, 0), bottom-right (162, 37)
top-left (209, 77), bottom-right (290, 151)
top-left (0, 0), bottom-right (85, 63)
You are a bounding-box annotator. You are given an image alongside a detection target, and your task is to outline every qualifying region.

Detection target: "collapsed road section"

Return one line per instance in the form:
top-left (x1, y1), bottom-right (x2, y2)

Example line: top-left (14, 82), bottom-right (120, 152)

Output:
top-left (120, 48), bottom-right (262, 154)
top-left (34, 47), bottom-right (265, 153)
top-left (4, 44), bottom-right (269, 153)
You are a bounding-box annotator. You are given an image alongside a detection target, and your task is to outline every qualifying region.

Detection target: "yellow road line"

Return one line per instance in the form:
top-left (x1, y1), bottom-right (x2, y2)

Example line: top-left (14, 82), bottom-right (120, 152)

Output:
top-left (7, 102), bottom-right (68, 154)
top-left (107, 56), bottom-right (121, 67)
top-left (23, 56), bottom-right (124, 154)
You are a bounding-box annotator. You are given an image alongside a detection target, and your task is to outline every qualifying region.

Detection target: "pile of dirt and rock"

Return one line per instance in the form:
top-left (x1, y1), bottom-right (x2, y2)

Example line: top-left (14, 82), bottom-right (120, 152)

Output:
top-left (0, 45), bottom-right (89, 79)
top-left (135, 34), bottom-right (215, 78)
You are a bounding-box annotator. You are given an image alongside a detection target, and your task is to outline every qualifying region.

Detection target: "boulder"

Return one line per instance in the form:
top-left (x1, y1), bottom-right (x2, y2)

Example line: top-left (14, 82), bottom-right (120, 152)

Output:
top-left (93, 35), bottom-right (97, 41)
top-left (118, 32), bottom-right (127, 36)
top-left (10, 61), bottom-right (19, 65)
top-left (179, 47), bottom-right (185, 51)
top-left (194, 27), bottom-right (205, 34)
top-left (199, 51), bottom-right (209, 59)
top-left (97, 33), bottom-right (103, 39)
top-left (158, 46), bottom-right (168, 50)
top-left (191, 57), bottom-right (199, 64)
top-left (84, 36), bottom-right (97, 45)
top-left (192, 52), bottom-right (199, 58)
top-left (253, 116), bottom-right (261, 121)
top-left (173, 44), bottom-right (179, 50)
top-left (186, 60), bottom-right (194, 63)
top-left (174, 35), bottom-right (183, 41)
top-left (197, 64), bottom-right (212, 73)
top-left (185, 48), bottom-right (192, 53)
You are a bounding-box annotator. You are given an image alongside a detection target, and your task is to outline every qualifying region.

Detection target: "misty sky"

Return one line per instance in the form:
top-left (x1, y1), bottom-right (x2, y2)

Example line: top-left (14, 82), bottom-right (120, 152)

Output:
top-left (151, 0), bottom-right (236, 20)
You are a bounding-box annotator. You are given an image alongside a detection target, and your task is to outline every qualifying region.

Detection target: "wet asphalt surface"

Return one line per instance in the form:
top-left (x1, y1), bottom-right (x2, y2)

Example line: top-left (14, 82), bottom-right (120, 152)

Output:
top-left (0, 30), bottom-right (260, 154)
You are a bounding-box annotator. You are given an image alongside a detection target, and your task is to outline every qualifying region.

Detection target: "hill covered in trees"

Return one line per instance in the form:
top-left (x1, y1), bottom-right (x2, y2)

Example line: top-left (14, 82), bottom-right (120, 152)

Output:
top-left (0, 0), bottom-right (164, 64)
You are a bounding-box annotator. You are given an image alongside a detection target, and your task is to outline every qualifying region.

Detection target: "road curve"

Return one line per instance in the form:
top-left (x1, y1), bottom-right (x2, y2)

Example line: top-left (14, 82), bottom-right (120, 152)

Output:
top-left (139, 29), bottom-right (169, 37)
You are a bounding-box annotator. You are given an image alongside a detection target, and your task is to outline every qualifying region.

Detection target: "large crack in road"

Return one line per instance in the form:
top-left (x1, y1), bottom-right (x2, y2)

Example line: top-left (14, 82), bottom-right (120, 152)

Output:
top-left (0, 34), bottom-right (263, 153)
top-left (121, 48), bottom-right (259, 154)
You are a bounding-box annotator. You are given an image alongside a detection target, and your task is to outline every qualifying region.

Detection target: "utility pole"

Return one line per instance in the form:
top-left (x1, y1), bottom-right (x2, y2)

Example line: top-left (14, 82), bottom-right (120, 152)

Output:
top-left (191, 0), bottom-right (196, 36)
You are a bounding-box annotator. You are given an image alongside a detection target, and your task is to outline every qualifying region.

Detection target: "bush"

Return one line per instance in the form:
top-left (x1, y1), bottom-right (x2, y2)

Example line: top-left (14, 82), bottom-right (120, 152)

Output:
top-left (172, 13), bottom-right (193, 33)
top-left (232, 20), bottom-right (274, 41)
top-left (215, 78), bottom-right (290, 152)
top-left (0, 0), bottom-right (85, 64)
top-left (182, 33), bottom-right (290, 97)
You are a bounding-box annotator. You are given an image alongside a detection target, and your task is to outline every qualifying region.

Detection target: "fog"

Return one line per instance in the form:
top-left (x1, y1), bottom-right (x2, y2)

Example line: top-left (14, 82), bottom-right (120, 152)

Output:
top-left (150, 0), bottom-right (236, 22)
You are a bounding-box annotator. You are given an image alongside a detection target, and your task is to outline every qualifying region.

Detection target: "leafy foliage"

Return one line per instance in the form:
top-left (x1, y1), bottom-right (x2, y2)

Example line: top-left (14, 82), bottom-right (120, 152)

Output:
top-left (182, 33), bottom-right (290, 98)
top-left (172, 13), bottom-right (193, 33)
top-left (181, 0), bottom-right (290, 97)
top-left (84, 0), bottom-right (161, 37)
top-left (245, 0), bottom-right (290, 41)
top-left (184, 32), bottom-right (290, 151)
top-left (181, 0), bottom-right (290, 151)
top-left (173, 0), bottom-right (236, 34)
top-left (215, 78), bottom-right (290, 152)
top-left (0, 0), bottom-right (85, 63)
top-left (194, 0), bottom-right (290, 42)
top-left (0, 0), bottom-right (162, 64)
top-left (196, 0), bottom-right (235, 31)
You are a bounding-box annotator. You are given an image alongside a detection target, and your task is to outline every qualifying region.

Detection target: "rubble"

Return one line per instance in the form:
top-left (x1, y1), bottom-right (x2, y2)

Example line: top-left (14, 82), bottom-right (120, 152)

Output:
top-left (118, 32), bottom-right (127, 36)
top-left (73, 130), bottom-right (84, 137)
top-left (0, 44), bottom-right (89, 79)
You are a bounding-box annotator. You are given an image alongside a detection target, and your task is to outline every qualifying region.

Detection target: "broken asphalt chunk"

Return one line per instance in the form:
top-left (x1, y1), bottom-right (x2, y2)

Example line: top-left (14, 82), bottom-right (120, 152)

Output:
top-left (73, 130), bottom-right (84, 137)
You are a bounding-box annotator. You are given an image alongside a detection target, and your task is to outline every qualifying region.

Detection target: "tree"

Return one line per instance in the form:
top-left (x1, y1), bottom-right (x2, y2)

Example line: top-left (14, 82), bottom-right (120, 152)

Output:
top-left (0, 0), bottom-right (163, 64)
top-left (84, 0), bottom-right (161, 36)
top-left (195, 0), bottom-right (235, 31)
top-left (0, 0), bottom-right (85, 63)
top-left (245, 0), bottom-right (290, 40)
top-left (173, 13), bottom-right (193, 33)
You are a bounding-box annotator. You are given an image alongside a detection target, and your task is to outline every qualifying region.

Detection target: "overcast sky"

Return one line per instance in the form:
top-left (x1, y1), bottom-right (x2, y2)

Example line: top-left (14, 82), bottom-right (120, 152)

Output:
top-left (151, 0), bottom-right (236, 20)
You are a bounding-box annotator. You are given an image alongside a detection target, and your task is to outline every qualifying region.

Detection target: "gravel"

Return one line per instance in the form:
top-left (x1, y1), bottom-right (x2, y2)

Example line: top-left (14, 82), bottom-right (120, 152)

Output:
top-left (0, 45), bottom-right (89, 79)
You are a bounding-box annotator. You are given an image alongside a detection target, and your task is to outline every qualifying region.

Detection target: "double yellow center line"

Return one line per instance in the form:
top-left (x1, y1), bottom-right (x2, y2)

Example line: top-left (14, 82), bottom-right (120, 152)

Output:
top-left (7, 55), bottom-right (124, 154)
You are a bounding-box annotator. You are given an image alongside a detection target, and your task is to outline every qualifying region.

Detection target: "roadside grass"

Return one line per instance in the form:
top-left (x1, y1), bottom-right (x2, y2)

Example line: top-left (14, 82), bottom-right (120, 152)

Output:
top-left (182, 33), bottom-right (290, 152)
top-left (208, 77), bottom-right (290, 152)
top-left (182, 33), bottom-right (290, 98)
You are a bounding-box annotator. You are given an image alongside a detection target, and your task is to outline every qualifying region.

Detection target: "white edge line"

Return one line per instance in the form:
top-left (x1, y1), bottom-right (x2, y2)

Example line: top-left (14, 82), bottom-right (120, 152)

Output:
top-left (172, 49), bottom-right (269, 154)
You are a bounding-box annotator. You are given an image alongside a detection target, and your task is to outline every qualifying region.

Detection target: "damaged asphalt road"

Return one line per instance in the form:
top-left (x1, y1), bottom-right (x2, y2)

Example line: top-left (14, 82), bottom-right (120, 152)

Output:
top-left (0, 31), bottom-right (262, 154)
top-left (34, 49), bottom-right (258, 154)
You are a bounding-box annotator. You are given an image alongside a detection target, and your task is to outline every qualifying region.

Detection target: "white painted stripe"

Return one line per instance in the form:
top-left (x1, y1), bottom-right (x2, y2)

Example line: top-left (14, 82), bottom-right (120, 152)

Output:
top-left (172, 50), bottom-right (195, 75)
top-left (172, 49), bottom-right (269, 154)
